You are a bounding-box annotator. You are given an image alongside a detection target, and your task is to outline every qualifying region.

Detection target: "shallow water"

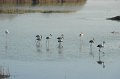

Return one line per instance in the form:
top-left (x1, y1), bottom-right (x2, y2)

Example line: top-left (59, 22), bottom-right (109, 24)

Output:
top-left (0, 0), bottom-right (120, 79)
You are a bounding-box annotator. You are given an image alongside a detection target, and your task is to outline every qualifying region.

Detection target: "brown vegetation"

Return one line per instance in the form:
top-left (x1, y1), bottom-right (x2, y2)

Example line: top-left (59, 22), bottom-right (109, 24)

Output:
top-left (0, 0), bottom-right (87, 14)
top-left (0, 0), bottom-right (86, 4)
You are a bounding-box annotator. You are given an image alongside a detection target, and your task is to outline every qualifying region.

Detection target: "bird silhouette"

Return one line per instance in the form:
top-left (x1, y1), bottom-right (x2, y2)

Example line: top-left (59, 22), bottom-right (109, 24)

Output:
top-left (36, 35), bottom-right (42, 41)
top-left (46, 34), bottom-right (52, 50)
top-left (57, 34), bottom-right (64, 48)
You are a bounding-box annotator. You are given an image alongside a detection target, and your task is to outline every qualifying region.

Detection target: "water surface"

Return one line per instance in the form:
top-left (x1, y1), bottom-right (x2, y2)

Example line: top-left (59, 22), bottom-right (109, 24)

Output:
top-left (0, 0), bottom-right (120, 79)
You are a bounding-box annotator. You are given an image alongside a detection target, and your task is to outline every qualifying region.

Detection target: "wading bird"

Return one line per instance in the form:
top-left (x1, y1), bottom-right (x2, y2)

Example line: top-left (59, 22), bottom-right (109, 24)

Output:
top-left (89, 38), bottom-right (95, 46)
top-left (89, 38), bottom-right (95, 57)
top-left (5, 29), bottom-right (9, 51)
top-left (57, 34), bottom-right (64, 42)
top-left (46, 34), bottom-right (52, 49)
top-left (97, 41), bottom-right (105, 54)
top-left (57, 34), bottom-right (64, 48)
top-left (5, 30), bottom-right (9, 35)
top-left (97, 50), bottom-right (105, 68)
top-left (79, 32), bottom-right (84, 37)
top-left (36, 35), bottom-right (42, 41)
top-left (97, 44), bottom-right (103, 52)
top-left (36, 35), bottom-right (42, 45)
top-left (46, 34), bottom-right (52, 40)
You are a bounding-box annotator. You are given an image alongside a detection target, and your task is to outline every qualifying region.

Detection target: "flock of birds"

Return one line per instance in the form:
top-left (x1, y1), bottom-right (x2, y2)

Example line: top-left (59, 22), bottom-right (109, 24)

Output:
top-left (2, 29), bottom-right (117, 79)
top-left (4, 30), bottom-right (120, 68)
top-left (1, 29), bottom-right (120, 71)
top-left (36, 33), bottom-right (64, 48)
top-left (4, 30), bottom-right (119, 50)
top-left (35, 32), bottom-right (106, 55)
top-left (35, 32), bottom-right (106, 68)
top-left (4, 30), bottom-right (105, 51)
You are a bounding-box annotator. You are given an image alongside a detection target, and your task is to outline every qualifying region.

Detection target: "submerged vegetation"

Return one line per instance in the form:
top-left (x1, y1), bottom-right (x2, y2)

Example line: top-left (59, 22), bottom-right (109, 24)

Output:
top-left (0, 0), bottom-right (87, 14)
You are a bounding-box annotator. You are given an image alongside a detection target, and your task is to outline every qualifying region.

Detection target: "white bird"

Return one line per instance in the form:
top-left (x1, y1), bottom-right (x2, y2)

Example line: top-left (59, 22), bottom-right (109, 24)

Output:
top-left (79, 32), bottom-right (84, 37)
top-left (5, 30), bottom-right (9, 34)
top-left (102, 41), bottom-right (105, 47)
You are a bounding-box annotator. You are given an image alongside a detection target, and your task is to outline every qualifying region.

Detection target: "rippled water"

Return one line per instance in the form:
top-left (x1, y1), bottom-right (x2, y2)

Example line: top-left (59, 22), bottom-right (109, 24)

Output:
top-left (0, 0), bottom-right (120, 79)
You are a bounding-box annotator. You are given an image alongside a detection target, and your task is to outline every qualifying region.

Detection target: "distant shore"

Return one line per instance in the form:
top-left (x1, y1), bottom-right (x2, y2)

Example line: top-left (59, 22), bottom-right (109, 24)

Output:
top-left (0, 0), bottom-right (86, 5)
top-left (0, 9), bottom-right (75, 14)
top-left (0, 0), bottom-right (86, 14)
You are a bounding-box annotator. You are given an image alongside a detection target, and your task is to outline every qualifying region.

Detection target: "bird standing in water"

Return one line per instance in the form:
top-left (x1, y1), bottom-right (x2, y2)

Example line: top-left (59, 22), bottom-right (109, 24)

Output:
top-left (97, 49), bottom-right (105, 68)
top-left (5, 29), bottom-right (9, 35)
top-left (5, 29), bottom-right (9, 41)
top-left (89, 38), bottom-right (95, 46)
top-left (36, 35), bottom-right (42, 42)
top-left (97, 44), bottom-right (103, 52)
top-left (57, 34), bottom-right (64, 48)
top-left (46, 34), bottom-right (52, 50)
top-left (5, 29), bottom-right (9, 52)
top-left (97, 41), bottom-right (106, 52)
top-left (79, 32), bottom-right (84, 37)
top-left (89, 38), bottom-right (95, 57)
top-left (36, 35), bottom-right (42, 41)
top-left (46, 34), bottom-right (52, 40)
top-left (36, 35), bottom-right (42, 48)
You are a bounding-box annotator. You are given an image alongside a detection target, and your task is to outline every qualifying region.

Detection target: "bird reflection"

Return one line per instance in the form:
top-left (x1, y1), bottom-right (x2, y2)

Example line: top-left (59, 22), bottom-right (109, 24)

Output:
top-left (97, 48), bottom-right (105, 68)
top-left (46, 46), bottom-right (52, 58)
top-left (36, 43), bottom-right (42, 53)
top-left (79, 40), bottom-right (83, 52)
top-left (89, 45), bottom-right (93, 56)
top-left (58, 45), bottom-right (63, 57)
top-left (5, 46), bottom-right (8, 54)
top-left (5, 41), bottom-right (8, 53)
top-left (46, 45), bottom-right (50, 52)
